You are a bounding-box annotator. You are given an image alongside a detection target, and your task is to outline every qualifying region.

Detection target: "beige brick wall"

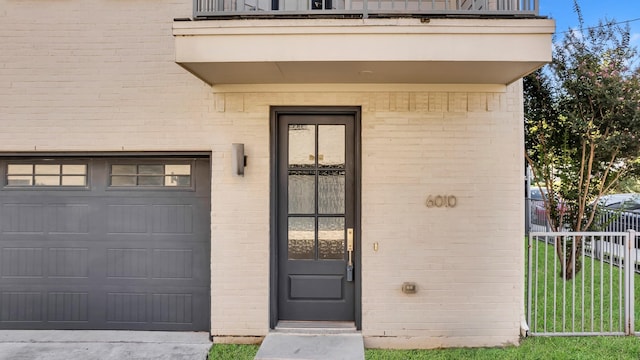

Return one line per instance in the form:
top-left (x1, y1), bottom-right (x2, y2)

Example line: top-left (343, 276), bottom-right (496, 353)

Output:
top-left (0, 0), bottom-right (211, 151)
top-left (359, 83), bottom-right (525, 348)
top-left (1, 0), bottom-right (525, 348)
top-left (180, 87), bottom-right (526, 345)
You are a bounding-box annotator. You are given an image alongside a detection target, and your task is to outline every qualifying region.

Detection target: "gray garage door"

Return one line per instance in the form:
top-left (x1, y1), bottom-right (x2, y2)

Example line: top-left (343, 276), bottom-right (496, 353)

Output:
top-left (0, 157), bottom-right (210, 330)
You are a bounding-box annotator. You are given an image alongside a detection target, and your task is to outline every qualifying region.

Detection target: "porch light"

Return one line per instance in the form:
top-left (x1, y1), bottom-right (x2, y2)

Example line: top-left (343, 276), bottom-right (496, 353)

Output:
top-left (232, 143), bottom-right (247, 176)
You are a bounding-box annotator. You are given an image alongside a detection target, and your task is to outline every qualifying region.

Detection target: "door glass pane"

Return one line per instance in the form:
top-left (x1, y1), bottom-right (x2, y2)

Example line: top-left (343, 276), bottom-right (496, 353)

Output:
top-left (62, 165), bottom-right (87, 175)
top-left (318, 170), bottom-right (345, 214)
top-left (138, 176), bottom-right (163, 186)
top-left (288, 171), bottom-right (315, 214)
top-left (112, 165), bottom-right (136, 175)
top-left (7, 164), bottom-right (32, 174)
top-left (139, 165), bottom-right (163, 175)
top-left (318, 217), bottom-right (345, 260)
top-left (111, 176), bottom-right (136, 186)
top-left (35, 164), bottom-right (60, 175)
top-left (7, 175), bottom-right (32, 186)
top-left (288, 217), bottom-right (315, 260)
top-left (165, 164), bottom-right (191, 176)
top-left (164, 175), bottom-right (191, 187)
top-left (318, 125), bottom-right (345, 168)
top-left (34, 176), bottom-right (60, 186)
top-left (62, 176), bottom-right (86, 186)
top-left (289, 125), bottom-right (316, 168)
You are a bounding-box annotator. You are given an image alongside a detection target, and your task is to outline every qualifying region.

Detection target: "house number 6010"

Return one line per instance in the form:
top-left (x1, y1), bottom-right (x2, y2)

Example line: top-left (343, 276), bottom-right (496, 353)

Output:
top-left (426, 195), bottom-right (457, 208)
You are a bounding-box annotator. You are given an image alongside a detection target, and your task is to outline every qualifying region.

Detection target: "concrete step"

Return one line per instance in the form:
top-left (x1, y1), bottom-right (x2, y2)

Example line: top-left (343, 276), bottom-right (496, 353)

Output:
top-left (275, 321), bottom-right (357, 335)
top-left (254, 329), bottom-right (364, 360)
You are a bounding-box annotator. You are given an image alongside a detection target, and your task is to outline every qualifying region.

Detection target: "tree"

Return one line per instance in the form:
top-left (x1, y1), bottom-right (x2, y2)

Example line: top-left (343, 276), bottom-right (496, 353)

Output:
top-left (525, 2), bottom-right (640, 279)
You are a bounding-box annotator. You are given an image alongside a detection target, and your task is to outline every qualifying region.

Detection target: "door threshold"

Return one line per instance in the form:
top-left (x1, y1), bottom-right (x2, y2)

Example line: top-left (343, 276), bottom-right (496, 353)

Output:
top-left (275, 321), bottom-right (357, 334)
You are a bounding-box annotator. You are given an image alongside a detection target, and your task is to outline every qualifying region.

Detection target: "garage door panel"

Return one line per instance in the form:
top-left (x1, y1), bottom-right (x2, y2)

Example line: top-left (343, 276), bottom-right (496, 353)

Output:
top-left (0, 291), bottom-right (44, 322)
top-left (1, 204), bottom-right (45, 234)
top-left (106, 248), bottom-right (149, 279)
top-left (0, 247), bottom-right (92, 280)
top-left (151, 249), bottom-right (193, 279)
top-left (46, 204), bottom-right (90, 234)
top-left (0, 244), bottom-right (210, 282)
top-left (105, 204), bottom-right (204, 236)
top-left (105, 292), bottom-right (148, 323)
top-left (0, 157), bottom-right (210, 331)
top-left (151, 205), bottom-right (194, 234)
top-left (107, 205), bottom-right (148, 234)
top-left (0, 292), bottom-right (209, 330)
top-left (1, 247), bottom-right (45, 278)
top-left (0, 289), bottom-right (92, 324)
top-left (103, 289), bottom-right (208, 326)
top-left (47, 291), bottom-right (90, 323)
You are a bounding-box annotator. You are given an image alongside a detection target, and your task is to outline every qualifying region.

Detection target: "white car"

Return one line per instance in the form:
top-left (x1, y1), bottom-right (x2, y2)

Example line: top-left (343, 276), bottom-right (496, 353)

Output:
top-left (598, 193), bottom-right (640, 212)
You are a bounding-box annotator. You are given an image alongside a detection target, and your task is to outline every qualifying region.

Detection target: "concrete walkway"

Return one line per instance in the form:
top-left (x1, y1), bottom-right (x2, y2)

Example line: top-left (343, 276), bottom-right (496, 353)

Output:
top-left (255, 323), bottom-right (364, 360)
top-left (0, 331), bottom-right (211, 360)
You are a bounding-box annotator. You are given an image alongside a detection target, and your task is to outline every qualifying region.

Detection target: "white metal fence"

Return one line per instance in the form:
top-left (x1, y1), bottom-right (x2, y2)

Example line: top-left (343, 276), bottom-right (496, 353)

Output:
top-left (526, 231), bottom-right (637, 336)
top-left (526, 197), bottom-right (640, 274)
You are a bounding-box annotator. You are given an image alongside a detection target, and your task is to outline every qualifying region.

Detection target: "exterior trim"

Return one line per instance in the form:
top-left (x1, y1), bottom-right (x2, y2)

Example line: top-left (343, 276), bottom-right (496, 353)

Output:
top-left (269, 106), bottom-right (362, 330)
top-left (211, 83), bottom-right (508, 93)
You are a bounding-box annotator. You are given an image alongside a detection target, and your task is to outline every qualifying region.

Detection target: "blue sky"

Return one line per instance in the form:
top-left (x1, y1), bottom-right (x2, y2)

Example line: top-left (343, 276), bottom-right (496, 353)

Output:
top-left (539, 1), bottom-right (640, 44)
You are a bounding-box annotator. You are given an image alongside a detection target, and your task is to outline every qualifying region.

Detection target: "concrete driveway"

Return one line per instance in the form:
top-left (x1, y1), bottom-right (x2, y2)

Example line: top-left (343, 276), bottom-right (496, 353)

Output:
top-left (0, 331), bottom-right (211, 360)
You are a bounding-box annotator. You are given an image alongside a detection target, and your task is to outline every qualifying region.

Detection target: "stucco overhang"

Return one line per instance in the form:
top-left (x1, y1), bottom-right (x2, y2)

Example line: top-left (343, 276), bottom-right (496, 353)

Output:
top-left (173, 18), bottom-right (555, 85)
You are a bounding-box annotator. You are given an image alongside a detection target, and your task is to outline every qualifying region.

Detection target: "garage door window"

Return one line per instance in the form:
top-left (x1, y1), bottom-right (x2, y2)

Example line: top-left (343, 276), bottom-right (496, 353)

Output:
top-left (110, 163), bottom-right (191, 187)
top-left (6, 164), bottom-right (87, 187)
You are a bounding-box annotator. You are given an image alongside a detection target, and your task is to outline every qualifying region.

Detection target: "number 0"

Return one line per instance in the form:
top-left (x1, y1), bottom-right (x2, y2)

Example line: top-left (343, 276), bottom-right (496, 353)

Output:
top-left (447, 195), bottom-right (457, 207)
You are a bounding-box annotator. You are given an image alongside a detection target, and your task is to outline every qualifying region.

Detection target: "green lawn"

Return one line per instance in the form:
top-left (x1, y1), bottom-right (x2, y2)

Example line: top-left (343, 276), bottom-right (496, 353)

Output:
top-left (209, 336), bottom-right (640, 359)
top-left (527, 237), bottom-right (640, 334)
top-left (209, 344), bottom-right (259, 360)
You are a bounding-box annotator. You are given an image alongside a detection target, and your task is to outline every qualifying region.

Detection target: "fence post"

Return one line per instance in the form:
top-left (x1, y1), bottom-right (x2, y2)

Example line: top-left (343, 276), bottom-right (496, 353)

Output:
top-left (525, 168), bottom-right (531, 236)
top-left (627, 230), bottom-right (636, 335)
top-left (526, 235), bottom-right (532, 333)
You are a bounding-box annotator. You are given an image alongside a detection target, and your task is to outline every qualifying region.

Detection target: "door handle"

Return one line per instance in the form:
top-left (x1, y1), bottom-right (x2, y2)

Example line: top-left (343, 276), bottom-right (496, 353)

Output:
top-left (346, 228), bottom-right (354, 282)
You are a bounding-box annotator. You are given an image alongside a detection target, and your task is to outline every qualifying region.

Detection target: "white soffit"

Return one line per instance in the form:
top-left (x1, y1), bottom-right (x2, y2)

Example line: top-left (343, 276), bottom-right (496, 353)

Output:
top-left (173, 18), bottom-right (555, 85)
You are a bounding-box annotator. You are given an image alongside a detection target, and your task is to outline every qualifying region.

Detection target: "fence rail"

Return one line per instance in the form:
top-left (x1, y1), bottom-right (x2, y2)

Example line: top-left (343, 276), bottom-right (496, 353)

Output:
top-left (194, 0), bottom-right (539, 18)
top-left (527, 231), bottom-right (637, 336)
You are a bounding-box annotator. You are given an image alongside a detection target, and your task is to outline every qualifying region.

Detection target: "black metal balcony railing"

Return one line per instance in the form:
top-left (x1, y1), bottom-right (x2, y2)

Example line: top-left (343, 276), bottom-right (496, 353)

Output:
top-left (194, 0), bottom-right (539, 18)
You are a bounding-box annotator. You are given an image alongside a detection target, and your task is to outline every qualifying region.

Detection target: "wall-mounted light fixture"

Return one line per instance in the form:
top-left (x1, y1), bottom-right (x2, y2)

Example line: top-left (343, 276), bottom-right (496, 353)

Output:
top-left (232, 143), bottom-right (247, 177)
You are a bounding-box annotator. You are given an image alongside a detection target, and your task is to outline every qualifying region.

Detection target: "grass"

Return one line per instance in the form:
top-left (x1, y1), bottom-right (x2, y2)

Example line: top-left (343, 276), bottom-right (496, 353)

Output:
top-left (209, 337), bottom-right (640, 359)
top-left (209, 343), bottom-right (259, 360)
top-left (365, 336), bottom-right (640, 359)
top-left (527, 237), bottom-right (640, 334)
top-left (209, 238), bottom-right (640, 359)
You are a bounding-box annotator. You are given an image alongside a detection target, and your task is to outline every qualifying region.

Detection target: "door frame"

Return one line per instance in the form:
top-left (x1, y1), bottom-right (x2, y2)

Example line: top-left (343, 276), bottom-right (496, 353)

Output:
top-left (269, 106), bottom-right (362, 330)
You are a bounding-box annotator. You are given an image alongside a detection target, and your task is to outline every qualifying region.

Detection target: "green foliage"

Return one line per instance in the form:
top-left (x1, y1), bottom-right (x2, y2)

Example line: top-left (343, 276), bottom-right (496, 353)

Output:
top-left (208, 343), bottom-right (259, 360)
top-left (553, 14), bottom-right (640, 205)
top-left (524, 70), bottom-right (567, 229)
top-left (615, 176), bottom-right (640, 193)
top-left (524, 2), bottom-right (640, 279)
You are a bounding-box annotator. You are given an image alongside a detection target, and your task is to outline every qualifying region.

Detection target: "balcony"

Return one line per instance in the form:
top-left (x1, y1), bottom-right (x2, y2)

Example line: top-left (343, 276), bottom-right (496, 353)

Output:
top-left (174, 1), bottom-right (552, 85)
top-left (193, 0), bottom-right (539, 19)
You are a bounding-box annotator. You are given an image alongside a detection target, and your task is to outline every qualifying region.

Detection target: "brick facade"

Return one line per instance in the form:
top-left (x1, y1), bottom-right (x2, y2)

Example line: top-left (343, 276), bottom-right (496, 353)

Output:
top-left (1, 0), bottom-right (525, 348)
